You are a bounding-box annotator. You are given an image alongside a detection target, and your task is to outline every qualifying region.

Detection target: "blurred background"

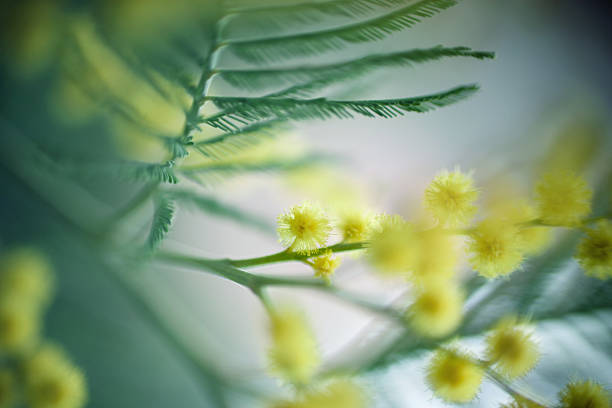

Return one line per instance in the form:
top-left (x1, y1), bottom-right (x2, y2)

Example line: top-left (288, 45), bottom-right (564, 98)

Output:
top-left (1, 0), bottom-right (611, 406)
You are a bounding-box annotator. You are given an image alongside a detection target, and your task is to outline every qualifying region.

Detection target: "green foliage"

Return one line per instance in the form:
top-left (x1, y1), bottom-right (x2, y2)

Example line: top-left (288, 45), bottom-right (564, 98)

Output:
top-left (225, 0), bottom-right (458, 63)
top-left (204, 85), bottom-right (478, 131)
top-left (147, 196), bottom-right (176, 250)
top-left (218, 46), bottom-right (494, 96)
top-left (123, 161), bottom-right (179, 184)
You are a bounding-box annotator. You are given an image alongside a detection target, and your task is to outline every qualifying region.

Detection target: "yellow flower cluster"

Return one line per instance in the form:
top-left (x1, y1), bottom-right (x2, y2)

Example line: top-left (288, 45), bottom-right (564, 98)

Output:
top-left (406, 282), bottom-right (463, 338)
top-left (277, 202), bottom-right (332, 255)
top-left (311, 251), bottom-right (341, 283)
top-left (485, 316), bottom-right (539, 379)
top-left (576, 220), bottom-right (612, 279)
top-left (267, 307), bottom-right (320, 385)
top-left (424, 169), bottom-right (479, 227)
top-left (468, 219), bottom-right (525, 278)
top-left (270, 378), bottom-right (368, 408)
top-left (0, 247), bottom-right (87, 408)
top-left (535, 171), bottom-right (592, 227)
top-left (559, 380), bottom-right (610, 408)
top-left (426, 348), bottom-right (484, 403)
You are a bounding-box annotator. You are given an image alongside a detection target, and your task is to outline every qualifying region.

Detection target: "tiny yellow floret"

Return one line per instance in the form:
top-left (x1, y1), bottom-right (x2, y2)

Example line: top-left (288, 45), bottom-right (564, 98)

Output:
top-left (424, 169), bottom-right (479, 227)
top-left (426, 348), bottom-right (484, 403)
top-left (0, 296), bottom-right (41, 354)
top-left (268, 308), bottom-right (320, 385)
top-left (468, 219), bottom-right (524, 278)
top-left (337, 209), bottom-right (378, 243)
top-left (559, 380), bottom-right (610, 408)
top-left (270, 378), bottom-right (367, 408)
top-left (367, 214), bottom-right (417, 275)
top-left (407, 282), bottom-right (463, 337)
top-left (485, 316), bottom-right (539, 379)
top-left (312, 251), bottom-right (341, 283)
top-left (0, 247), bottom-right (54, 308)
top-left (576, 220), bottom-right (612, 280)
top-left (535, 171), bottom-right (592, 226)
top-left (24, 344), bottom-right (88, 408)
top-left (277, 202), bottom-right (332, 254)
top-left (0, 369), bottom-right (16, 408)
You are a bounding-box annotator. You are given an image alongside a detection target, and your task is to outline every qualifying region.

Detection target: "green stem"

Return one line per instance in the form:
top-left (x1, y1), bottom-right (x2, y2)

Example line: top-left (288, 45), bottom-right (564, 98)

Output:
top-left (228, 242), bottom-right (368, 268)
top-left (483, 366), bottom-right (549, 408)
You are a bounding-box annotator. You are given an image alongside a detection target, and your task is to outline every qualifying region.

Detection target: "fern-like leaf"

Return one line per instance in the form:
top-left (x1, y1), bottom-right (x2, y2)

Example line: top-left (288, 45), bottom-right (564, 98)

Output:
top-left (219, 46), bottom-right (493, 96)
top-left (224, 0), bottom-right (408, 33)
top-left (168, 190), bottom-right (273, 232)
top-left (225, 0), bottom-right (458, 63)
top-left (202, 85), bottom-right (478, 131)
top-left (147, 196), bottom-right (176, 250)
top-left (122, 160), bottom-right (179, 184)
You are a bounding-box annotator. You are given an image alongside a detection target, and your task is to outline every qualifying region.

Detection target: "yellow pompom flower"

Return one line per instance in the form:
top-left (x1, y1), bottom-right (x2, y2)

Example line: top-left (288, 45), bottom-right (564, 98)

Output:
top-left (277, 202), bottom-right (332, 254)
top-left (576, 220), bottom-right (612, 280)
top-left (424, 169), bottom-right (479, 227)
top-left (367, 215), bottom-right (417, 275)
top-left (0, 369), bottom-right (16, 408)
top-left (0, 247), bottom-right (54, 308)
top-left (271, 378), bottom-right (368, 408)
top-left (535, 171), bottom-right (592, 226)
top-left (411, 228), bottom-right (458, 284)
top-left (337, 209), bottom-right (378, 243)
top-left (426, 348), bottom-right (484, 403)
top-left (468, 219), bottom-right (525, 278)
top-left (406, 282), bottom-right (463, 337)
top-left (268, 308), bottom-right (320, 385)
top-left (311, 251), bottom-right (341, 283)
top-left (559, 380), bottom-right (610, 408)
top-left (0, 296), bottom-right (41, 354)
top-left (24, 344), bottom-right (88, 408)
top-left (485, 316), bottom-right (539, 379)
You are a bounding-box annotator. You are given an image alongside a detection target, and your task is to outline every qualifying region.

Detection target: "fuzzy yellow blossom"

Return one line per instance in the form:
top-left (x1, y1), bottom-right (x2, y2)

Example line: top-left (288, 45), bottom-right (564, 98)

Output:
top-left (268, 308), bottom-right (320, 385)
top-left (535, 171), bottom-right (592, 226)
top-left (407, 282), bottom-right (463, 337)
top-left (0, 296), bottom-right (41, 354)
top-left (0, 247), bottom-right (54, 308)
top-left (271, 378), bottom-right (368, 408)
top-left (424, 169), bottom-right (479, 227)
top-left (485, 316), bottom-right (539, 379)
top-left (576, 220), bottom-right (612, 279)
top-left (337, 209), bottom-right (378, 243)
top-left (410, 228), bottom-right (458, 284)
top-left (559, 380), bottom-right (610, 408)
top-left (277, 202), bottom-right (332, 255)
top-left (426, 348), bottom-right (484, 403)
top-left (367, 215), bottom-right (417, 275)
top-left (0, 369), bottom-right (16, 408)
top-left (489, 199), bottom-right (552, 256)
top-left (311, 251), bottom-right (341, 283)
top-left (468, 219), bottom-right (525, 278)
top-left (24, 344), bottom-right (87, 408)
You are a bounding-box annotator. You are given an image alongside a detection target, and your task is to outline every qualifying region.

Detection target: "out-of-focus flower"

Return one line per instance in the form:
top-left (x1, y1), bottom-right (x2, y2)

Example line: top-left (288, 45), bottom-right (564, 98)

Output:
top-left (270, 378), bottom-right (368, 408)
top-left (0, 296), bottom-right (41, 355)
top-left (311, 251), bottom-right (341, 283)
top-left (485, 316), bottom-right (539, 379)
top-left (426, 348), bottom-right (483, 403)
top-left (268, 308), bottom-right (319, 385)
top-left (468, 219), bottom-right (525, 278)
top-left (406, 281), bottom-right (463, 337)
top-left (535, 171), bottom-right (592, 227)
top-left (277, 202), bottom-right (332, 255)
top-left (559, 380), bottom-right (610, 408)
top-left (367, 215), bottom-right (416, 276)
top-left (576, 220), bottom-right (612, 280)
top-left (0, 247), bottom-right (54, 308)
top-left (336, 208), bottom-right (378, 243)
top-left (424, 169), bottom-right (479, 227)
top-left (24, 344), bottom-right (87, 408)
top-left (410, 227), bottom-right (458, 285)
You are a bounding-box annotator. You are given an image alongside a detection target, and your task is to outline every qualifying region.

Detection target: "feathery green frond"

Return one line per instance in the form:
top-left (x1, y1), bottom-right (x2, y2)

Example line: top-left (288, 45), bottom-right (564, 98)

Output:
top-left (218, 46), bottom-right (493, 96)
top-left (147, 196), bottom-right (176, 250)
top-left (225, 0), bottom-right (458, 63)
top-left (165, 136), bottom-right (194, 159)
top-left (122, 160), bottom-right (179, 184)
top-left (167, 190), bottom-right (273, 232)
top-left (193, 119), bottom-right (285, 159)
top-left (223, 0), bottom-right (407, 33)
top-left (202, 85), bottom-right (478, 131)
